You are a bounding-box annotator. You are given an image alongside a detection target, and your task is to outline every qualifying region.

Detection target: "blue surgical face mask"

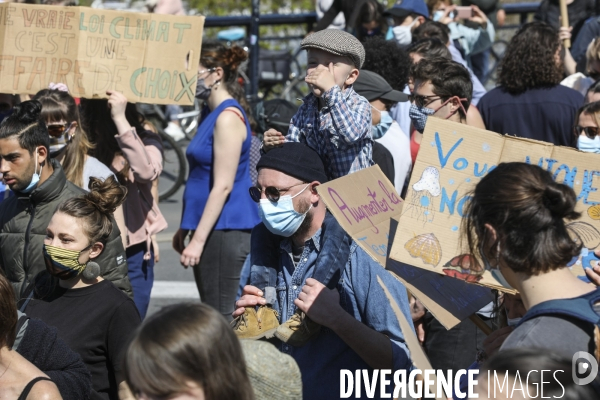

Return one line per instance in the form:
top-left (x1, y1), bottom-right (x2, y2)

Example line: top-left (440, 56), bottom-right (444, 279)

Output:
top-left (258, 184), bottom-right (312, 237)
top-left (21, 151), bottom-right (40, 194)
top-left (577, 135), bottom-right (600, 153)
top-left (371, 107), bottom-right (393, 139)
top-left (432, 10), bottom-right (445, 21)
top-left (409, 103), bottom-right (436, 133)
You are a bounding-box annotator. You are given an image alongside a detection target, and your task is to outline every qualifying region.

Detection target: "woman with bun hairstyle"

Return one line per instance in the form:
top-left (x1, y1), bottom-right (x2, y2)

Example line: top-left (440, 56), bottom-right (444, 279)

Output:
top-left (80, 91), bottom-right (167, 319)
top-left (172, 41), bottom-right (259, 319)
top-left (22, 176), bottom-right (141, 400)
top-left (125, 303), bottom-right (254, 400)
top-left (0, 274), bottom-right (63, 400)
top-left (462, 162), bottom-right (598, 357)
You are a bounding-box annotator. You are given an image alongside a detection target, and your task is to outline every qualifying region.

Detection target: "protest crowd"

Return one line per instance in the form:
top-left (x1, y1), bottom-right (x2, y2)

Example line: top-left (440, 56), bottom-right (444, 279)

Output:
top-left (2, 0), bottom-right (600, 398)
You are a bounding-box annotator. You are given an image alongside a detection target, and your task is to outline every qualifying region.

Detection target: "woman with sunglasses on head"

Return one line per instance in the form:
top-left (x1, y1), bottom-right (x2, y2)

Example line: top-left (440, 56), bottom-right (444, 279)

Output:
top-left (22, 176), bottom-right (140, 400)
top-left (574, 101), bottom-right (600, 153)
top-left (32, 88), bottom-right (127, 249)
top-left (80, 91), bottom-right (167, 320)
top-left (172, 40), bottom-right (259, 321)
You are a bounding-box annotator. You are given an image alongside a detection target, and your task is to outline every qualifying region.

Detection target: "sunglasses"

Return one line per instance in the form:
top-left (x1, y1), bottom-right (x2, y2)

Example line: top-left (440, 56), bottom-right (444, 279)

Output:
top-left (197, 68), bottom-right (215, 79)
top-left (47, 122), bottom-right (72, 138)
top-left (576, 126), bottom-right (600, 139)
top-left (408, 94), bottom-right (441, 108)
top-left (249, 182), bottom-right (307, 203)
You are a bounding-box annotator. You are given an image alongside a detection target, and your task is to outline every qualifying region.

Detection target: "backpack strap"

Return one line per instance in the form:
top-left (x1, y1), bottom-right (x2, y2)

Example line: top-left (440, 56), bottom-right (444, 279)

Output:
top-left (518, 289), bottom-right (600, 361)
top-left (519, 289), bottom-right (600, 326)
top-left (12, 311), bottom-right (30, 350)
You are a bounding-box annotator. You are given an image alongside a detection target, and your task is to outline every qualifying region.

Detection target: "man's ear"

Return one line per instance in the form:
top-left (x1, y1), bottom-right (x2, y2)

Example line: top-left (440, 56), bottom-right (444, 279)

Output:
top-left (345, 68), bottom-right (360, 86)
top-left (309, 181), bottom-right (321, 203)
top-left (449, 97), bottom-right (461, 113)
top-left (89, 242), bottom-right (104, 259)
top-left (37, 145), bottom-right (48, 165)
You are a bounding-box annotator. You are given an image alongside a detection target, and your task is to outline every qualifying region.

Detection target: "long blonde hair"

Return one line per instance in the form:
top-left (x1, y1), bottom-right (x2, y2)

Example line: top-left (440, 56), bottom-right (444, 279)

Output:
top-left (33, 89), bottom-right (94, 188)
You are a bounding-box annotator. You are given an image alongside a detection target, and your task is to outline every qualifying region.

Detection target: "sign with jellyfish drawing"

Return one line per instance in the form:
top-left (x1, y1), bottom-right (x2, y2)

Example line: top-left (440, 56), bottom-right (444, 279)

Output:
top-left (390, 118), bottom-right (600, 292)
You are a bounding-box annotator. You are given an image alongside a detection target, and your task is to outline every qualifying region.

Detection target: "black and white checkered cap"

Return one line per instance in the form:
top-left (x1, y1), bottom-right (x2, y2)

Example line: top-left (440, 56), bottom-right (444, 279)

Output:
top-left (301, 29), bottom-right (365, 69)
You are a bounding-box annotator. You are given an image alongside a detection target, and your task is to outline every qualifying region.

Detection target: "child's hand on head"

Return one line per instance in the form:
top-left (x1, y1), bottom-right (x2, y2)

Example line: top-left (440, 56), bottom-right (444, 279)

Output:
top-left (263, 129), bottom-right (286, 151)
top-left (305, 63), bottom-right (337, 96)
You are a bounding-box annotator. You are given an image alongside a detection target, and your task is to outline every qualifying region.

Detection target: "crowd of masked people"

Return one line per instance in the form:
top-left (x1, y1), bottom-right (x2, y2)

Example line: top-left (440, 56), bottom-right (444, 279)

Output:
top-left (2, 0), bottom-right (600, 398)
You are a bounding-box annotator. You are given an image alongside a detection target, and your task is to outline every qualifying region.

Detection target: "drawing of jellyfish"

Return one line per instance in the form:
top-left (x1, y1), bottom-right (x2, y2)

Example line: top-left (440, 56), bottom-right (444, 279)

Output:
top-left (404, 233), bottom-right (442, 267)
top-left (405, 166), bottom-right (441, 223)
top-left (442, 254), bottom-right (483, 283)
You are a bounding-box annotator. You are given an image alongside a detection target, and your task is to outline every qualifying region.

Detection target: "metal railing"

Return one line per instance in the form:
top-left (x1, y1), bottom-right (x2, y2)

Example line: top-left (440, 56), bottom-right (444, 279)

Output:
top-left (204, 1), bottom-right (541, 97)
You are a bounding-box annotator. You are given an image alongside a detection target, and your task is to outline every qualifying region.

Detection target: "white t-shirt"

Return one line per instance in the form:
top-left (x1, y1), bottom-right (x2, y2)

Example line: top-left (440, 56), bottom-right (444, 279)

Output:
top-left (82, 156), bottom-right (116, 191)
top-left (376, 121), bottom-right (412, 193)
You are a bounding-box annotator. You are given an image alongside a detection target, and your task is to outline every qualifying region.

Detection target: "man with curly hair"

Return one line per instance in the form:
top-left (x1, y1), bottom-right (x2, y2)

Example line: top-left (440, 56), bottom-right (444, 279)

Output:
top-left (478, 22), bottom-right (584, 147)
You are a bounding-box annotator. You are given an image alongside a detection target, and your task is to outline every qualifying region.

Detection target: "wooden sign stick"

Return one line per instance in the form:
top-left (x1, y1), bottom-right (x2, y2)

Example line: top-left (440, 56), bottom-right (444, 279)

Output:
top-left (559, 0), bottom-right (571, 48)
top-left (469, 314), bottom-right (492, 335)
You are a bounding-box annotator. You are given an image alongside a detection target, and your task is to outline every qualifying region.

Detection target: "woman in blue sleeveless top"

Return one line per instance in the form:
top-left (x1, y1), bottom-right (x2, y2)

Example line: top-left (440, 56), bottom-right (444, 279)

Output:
top-left (173, 41), bottom-right (260, 320)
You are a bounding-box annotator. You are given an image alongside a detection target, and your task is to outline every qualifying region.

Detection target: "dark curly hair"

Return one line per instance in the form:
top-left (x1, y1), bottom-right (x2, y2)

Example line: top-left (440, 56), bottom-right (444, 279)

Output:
top-left (462, 162), bottom-right (581, 277)
top-left (362, 36), bottom-right (412, 91)
top-left (498, 22), bottom-right (564, 94)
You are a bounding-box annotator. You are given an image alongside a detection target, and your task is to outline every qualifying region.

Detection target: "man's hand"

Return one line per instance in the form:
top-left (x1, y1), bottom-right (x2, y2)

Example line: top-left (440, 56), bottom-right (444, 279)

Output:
top-left (482, 326), bottom-right (513, 359)
top-left (233, 285), bottom-right (266, 318)
top-left (263, 129), bottom-right (285, 152)
top-left (294, 278), bottom-right (344, 327)
top-left (305, 63), bottom-right (337, 95)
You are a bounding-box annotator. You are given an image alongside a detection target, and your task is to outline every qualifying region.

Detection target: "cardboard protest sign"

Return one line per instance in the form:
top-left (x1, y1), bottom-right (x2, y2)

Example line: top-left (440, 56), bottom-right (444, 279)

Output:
top-left (317, 166), bottom-right (494, 329)
top-left (390, 118), bottom-right (600, 292)
top-left (0, 3), bottom-right (203, 105)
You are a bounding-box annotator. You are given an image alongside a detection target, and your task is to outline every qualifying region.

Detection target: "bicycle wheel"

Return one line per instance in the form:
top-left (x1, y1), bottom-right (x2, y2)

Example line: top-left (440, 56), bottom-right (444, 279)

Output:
top-left (280, 76), bottom-right (308, 103)
top-left (157, 126), bottom-right (187, 202)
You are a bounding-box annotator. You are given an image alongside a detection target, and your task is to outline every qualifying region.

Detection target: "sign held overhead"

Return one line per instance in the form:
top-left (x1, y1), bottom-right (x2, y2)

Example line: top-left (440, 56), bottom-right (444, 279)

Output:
top-left (0, 3), bottom-right (204, 105)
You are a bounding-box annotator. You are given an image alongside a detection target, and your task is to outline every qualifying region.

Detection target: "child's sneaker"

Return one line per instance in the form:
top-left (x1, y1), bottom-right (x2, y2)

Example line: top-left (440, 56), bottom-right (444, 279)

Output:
top-left (275, 310), bottom-right (321, 346)
top-left (232, 306), bottom-right (280, 340)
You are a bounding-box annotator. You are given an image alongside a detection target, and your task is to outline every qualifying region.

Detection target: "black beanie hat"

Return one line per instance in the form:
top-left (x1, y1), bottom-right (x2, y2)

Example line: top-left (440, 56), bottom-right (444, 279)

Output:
top-left (256, 142), bottom-right (328, 184)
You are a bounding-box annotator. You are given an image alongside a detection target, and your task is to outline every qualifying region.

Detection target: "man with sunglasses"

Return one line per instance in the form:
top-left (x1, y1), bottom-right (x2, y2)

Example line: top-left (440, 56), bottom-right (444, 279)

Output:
top-left (408, 57), bottom-right (472, 161)
top-left (233, 142), bottom-right (413, 400)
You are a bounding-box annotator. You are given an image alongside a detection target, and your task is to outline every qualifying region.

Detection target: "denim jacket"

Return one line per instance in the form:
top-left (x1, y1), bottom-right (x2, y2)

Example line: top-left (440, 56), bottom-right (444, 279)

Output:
top-left (270, 228), bottom-right (415, 399)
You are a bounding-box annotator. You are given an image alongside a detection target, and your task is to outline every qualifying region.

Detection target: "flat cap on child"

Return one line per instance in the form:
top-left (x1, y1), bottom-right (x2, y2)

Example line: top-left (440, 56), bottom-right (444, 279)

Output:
top-left (301, 29), bottom-right (366, 69)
